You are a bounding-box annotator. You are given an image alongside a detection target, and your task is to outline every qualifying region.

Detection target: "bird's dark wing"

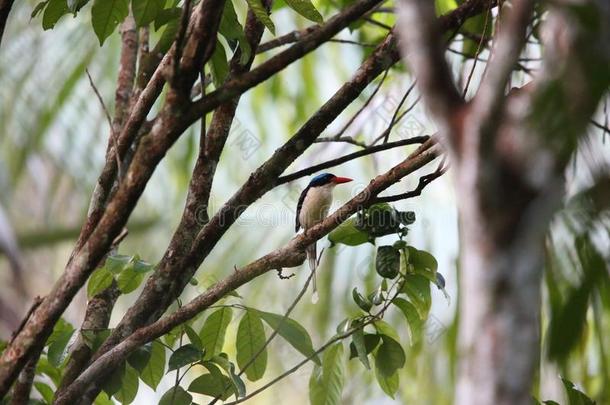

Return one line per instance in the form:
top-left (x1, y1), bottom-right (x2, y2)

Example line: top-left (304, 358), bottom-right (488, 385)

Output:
top-left (295, 186), bottom-right (309, 232)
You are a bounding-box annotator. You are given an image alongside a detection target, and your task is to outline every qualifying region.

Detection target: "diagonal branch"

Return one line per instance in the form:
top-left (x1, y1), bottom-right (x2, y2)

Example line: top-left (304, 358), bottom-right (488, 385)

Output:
top-left (396, 0), bottom-right (464, 150)
top-left (55, 143), bottom-right (440, 405)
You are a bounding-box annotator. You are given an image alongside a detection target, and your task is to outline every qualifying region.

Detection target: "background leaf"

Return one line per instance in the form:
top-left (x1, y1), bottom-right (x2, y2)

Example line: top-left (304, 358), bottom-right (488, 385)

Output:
top-left (236, 310), bottom-right (267, 381)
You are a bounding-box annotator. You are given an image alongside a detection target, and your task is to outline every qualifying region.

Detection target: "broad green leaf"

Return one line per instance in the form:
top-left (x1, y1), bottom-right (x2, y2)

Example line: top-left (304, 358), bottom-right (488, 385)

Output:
top-left (188, 373), bottom-right (234, 400)
top-left (561, 378), bottom-right (595, 405)
top-left (352, 288), bottom-right (372, 312)
top-left (374, 335), bottom-right (405, 377)
top-left (168, 344), bottom-right (203, 371)
top-left (309, 343), bottom-right (345, 405)
top-left (199, 307), bottom-right (232, 359)
top-left (407, 246), bottom-right (438, 273)
top-left (435, 0), bottom-right (458, 15)
top-left (461, 13), bottom-right (487, 57)
top-left (210, 41), bottom-right (229, 87)
top-left (154, 7), bottom-right (181, 31)
top-left (374, 366), bottom-right (399, 398)
top-left (184, 325), bottom-right (203, 350)
top-left (373, 320), bottom-right (400, 341)
top-left (209, 355), bottom-right (246, 398)
top-left (117, 263), bottom-right (145, 294)
top-left (47, 320), bottom-right (75, 367)
top-left (393, 297), bottom-right (423, 345)
top-left (155, 18), bottom-right (179, 53)
top-left (329, 218), bottom-right (369, 246)
top-left (401, 274), bottom-right (432, 318)
top-left (102, 361), bottom-right (126, 397)
top-left (114, 365), bottom-right (139, 404)
top-left (348, 333), bottom-right (381, 360)
top-left (284, 0), bottom-right (323, 23)
top-left (91, 0), bottom-right (130, 45)
top-left (256, 310), bottom-right (320, 365)
top-left (32, 1), bottom-right (49, 19)
top-left (244, 0), bottom-right (275, 34)
top-left (42, 0), bottom-right (70, 30)
top-left (159, 386), bottom-right (192, 405)
top-left (219, 0), bottom-right (251, 64)
top-left (35, 357), bottom-right (62, 387)
top-left (376, 246), bottom-right (400, 279)
top-left (351, 326), bottom-right (369, 369)
top-left (94, 392), bottom-right (114, 405)
top-left (236, 310), bottom-right (267, 381)
top-left (140, 340), bottom-right (166, 390)
top-left (81, 328), bottom-right (111, 352)
top-left (132, 0), bottom-right (163, 26)
top-left (105, 254), bottom-right (131, 274)
top-left (87, 267), bottom-right (114, 298)
top-left (127, 343), bottom-right (152, 374)
top-left (34, 381), bottom-right (54, 404)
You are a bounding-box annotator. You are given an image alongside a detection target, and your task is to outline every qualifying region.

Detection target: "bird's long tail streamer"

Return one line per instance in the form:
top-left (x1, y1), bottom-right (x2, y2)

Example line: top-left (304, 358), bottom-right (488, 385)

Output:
top-left (306, 243), bottom-right (318, 303)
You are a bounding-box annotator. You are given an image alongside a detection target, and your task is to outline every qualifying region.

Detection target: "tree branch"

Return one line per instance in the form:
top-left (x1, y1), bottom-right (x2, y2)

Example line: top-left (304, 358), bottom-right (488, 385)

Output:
top-left (0, 0), bottom-right (14, 48)
top-left (55, 143), bottom-right (440, 405)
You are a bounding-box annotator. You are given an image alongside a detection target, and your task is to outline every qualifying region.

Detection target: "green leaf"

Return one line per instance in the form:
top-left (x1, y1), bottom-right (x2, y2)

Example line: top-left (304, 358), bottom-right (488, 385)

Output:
top-left (401, 274), bottom-right (432, 318)
top-left (349, 333), bottom-right (380, 360)
top-left (155, 18), bottom-right (179, 53)
top-left (188, 372), bottom-right (234, 400)
top-left (244, 0), bottom-right (275, 34)
top-left (219, 0), bottom-right (251, 64)
top-left (117, 263), bottom-right (145, 294)
top-left (236, 310), bottom-right (267, 381)
top-left (374, 335), bottom-right (405, 377)
top-left (376, 245), bottom-right (400, 279)
top-left (210, 41), bottom-right (229, 87)
top-left (184, 325), bottom-right (203, 350)
top-left (309, 343), bottom-right (345, 405)
top-left (209, 355), bottom-right (246, 398)
top-left (374, 366), bottom-right (399, 398)
top-left (47, 320), bottom-right (75, 367)
top-left (168, 344), bottom-right (203, 371)
top-left (200, 307), bottom-right (233, 359)
top-left (35, 357), bottom-right (62, 387)
top-left (561, 378), bottom-right (595, 405)
top-left (159, 386), bottom-right (192, 405)
top-left (393, 297), bottom-right (423, 345)
top-left (102, 361), bottom-right (125, 397)
top-left (42, 0), bottom-right (69, 30)
top-left (140, 340), bottom-right (166, 390)
top-left (87, 267), bottom-right (114, 298)
top-left (435, 0), bottom-right (458, 15)
top-left (352, 287), bottom-right (372, 312)
top-left (34, 381), bottom-right (54, 404)
top-left (407, 246), bottom-right (438, 273)
top-left (114, 365), bottom-right (139, 404)
top-left (91, 0), bottom-right (129, 45)
top-left (127, 343), bottom-right (152, 374)
top-left (81, 328), bottom-right (111, 352)
top-left (284, 0), bottom-right (323, 23)
top-left (105, 254), bottom-right (131, 274)
top-left (132, 0), bottom-right (163, 26)
top-left (32, 1), bottom-right (49, 19)
top-left (328, 218), bottom-right (369, 246)
top-left (153, 7), bottom-right (181, 31)
top-left (351, 326), bottom-right (369, 369)
top-left (256, 310), bottom-right (320, 365)
top-left (94, 392), bottom-right (114, 405)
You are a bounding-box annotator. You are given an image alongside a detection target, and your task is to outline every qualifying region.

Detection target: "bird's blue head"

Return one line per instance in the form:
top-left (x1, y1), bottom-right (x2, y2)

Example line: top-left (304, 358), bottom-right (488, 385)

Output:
top-left (308, 173), bottom-right (353, 187)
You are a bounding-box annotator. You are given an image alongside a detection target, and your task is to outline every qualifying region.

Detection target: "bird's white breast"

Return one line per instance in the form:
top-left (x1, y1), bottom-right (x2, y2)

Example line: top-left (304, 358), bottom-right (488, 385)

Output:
top-left (299, 185), bottom-right (334, 230)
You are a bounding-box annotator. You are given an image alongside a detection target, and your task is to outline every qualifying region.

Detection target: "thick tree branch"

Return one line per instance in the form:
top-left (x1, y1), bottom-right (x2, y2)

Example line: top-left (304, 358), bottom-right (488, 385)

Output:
top-left (396, 0), bottom-right (466, 151)
top-left (55, 143), bottom-right (440, 405)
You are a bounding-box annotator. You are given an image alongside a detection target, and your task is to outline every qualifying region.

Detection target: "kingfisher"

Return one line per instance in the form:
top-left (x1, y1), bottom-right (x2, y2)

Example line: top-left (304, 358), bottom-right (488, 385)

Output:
top-left (295, 173), bottom-right (353, 302)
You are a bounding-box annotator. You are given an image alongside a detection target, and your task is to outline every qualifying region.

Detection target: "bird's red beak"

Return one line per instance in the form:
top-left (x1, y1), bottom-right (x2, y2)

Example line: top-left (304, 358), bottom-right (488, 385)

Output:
top-left (333, 176), bottom-right (353, 184)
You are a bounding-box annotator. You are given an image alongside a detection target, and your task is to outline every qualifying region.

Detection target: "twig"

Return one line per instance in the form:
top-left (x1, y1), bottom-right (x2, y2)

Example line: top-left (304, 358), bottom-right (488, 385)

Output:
top-left (173, 0), bottom-right (193, 81)
top-left (382, 80), bottom-right (417, 143)
top-left (209, 268), bottom-right (318, 404)
top-left (314, 136), bottom-right (368, 147)
top-left (86, 69), bottom-right (123, 181)
top-left (331, 69), bottom-right (389, 140)
top-left (374, 157), bottom-right (448, 203)
top-left (277, 136), bottom-right (429, 184)
top-left (363, 17), bottom-right (392, 30)
top-left (462, 1), bottom-right (491, 98)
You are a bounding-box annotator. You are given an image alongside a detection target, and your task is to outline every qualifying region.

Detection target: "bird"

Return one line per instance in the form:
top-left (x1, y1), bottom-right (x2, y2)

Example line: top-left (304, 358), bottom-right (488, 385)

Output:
top-left (295, 173), bottom-right (353, 302)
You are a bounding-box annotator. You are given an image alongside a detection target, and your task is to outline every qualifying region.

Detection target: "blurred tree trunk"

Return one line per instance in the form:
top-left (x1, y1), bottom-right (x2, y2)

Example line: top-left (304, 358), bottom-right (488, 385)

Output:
top-left (397, 0), bottom-right (610, 403)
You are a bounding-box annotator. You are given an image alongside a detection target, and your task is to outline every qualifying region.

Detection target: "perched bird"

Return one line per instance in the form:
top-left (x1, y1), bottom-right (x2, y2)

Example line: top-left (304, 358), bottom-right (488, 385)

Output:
top-left (295, 173), bottom-right (353, 302)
